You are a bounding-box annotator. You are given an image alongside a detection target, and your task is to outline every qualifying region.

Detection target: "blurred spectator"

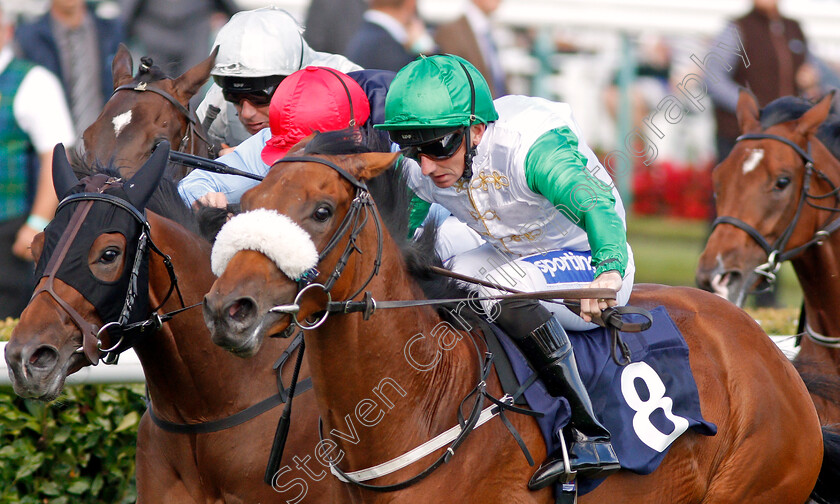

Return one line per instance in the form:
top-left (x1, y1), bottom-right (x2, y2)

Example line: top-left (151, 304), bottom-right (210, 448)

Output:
top-left (119, 0), bottom-right (237, 78)
top-left (434, 0), bottom-right (507, 97)
top-left (0, 4), bottom-right (75, 318)
top-left (15, 0), bottom-right (123, 137)
top-left (603, 34), bottom-right (672, 133)
top-left (196, 7), bottom-right (361, 150)
top-left (345, 0), bottom-right (434, 72)
top-left (304, 0), bottom-right (365, 56)
top-left (707, 0), bottom-right (809, 163)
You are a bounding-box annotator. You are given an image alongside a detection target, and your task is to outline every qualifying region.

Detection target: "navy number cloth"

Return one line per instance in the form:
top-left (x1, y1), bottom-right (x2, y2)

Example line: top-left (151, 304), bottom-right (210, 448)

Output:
top-left (493, 305), bottom-right (717, 496)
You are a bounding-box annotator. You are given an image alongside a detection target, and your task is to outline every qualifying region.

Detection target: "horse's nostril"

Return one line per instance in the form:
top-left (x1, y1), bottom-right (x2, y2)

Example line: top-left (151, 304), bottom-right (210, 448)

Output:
top-left (228, 298), bottom-right (256, 323)
top-left (28, 346), bottom-right (59, 370)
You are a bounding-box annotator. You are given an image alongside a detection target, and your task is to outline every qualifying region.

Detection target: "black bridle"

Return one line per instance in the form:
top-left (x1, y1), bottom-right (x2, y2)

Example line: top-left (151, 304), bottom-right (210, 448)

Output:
top-left (269, 155), bottom-right (384, 329)
top-left (258, 155), bottom-right (647, 491)
top-left (112, 81), bottom-right (217, 158)
top-left (711, 133), bottom-right (840, 288)
top-left (33, 180), bottom-right (190, 366)
top-left (40, 174), bottom-right (312, 435)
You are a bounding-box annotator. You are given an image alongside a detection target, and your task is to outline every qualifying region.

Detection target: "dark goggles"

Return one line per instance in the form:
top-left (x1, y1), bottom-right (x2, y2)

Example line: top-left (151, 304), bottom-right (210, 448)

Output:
top-left (215, 74), bottom-right (286, 107)
top-left (398, 128), bottom-right (465, 161)
top-left (222, 86), bottom-right (277, 107)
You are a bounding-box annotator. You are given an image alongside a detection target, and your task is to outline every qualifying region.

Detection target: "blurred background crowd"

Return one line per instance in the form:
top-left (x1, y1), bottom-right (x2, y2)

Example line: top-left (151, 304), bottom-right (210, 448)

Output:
top-left (4, 0), bottom-right (839, 313)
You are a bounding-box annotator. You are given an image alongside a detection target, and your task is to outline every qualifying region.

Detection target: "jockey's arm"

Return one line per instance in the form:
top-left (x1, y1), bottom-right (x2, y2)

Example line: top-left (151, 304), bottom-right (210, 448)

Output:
top-left (524, 127), bottom-right (628, 279)
top-left (524, 128), bottom-right (628, 322)
top-left (177, 128), bottom-right (271, 208)
top-left (393, 156), bottom-right (432, 236)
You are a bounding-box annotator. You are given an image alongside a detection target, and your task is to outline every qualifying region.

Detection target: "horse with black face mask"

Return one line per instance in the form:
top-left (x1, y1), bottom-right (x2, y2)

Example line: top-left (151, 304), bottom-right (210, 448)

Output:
top-left (4, 142), bottom-right (329, 502)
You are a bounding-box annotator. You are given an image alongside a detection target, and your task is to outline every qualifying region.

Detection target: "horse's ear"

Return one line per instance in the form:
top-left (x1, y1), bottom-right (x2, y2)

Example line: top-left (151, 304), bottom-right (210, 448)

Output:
top-left (736, 88), bottom-right (761, 134)
top-left (795, 91), bottom-right (835, 139)
top-left (52, 143), bottom-right (78, 199)
top-left (347, 152), bottom-right (401, 181)
top-left (173, 46), bottom-right (218, 104)
top-left (112, 43), bottom-right (134, 90)
top-left (124, 141), bottom-right (169, 210)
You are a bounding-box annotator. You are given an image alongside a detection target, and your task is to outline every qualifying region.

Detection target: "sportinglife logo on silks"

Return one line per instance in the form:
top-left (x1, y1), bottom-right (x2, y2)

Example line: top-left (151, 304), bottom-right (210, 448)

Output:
top-left (522, 250), bottom-right (594, 284)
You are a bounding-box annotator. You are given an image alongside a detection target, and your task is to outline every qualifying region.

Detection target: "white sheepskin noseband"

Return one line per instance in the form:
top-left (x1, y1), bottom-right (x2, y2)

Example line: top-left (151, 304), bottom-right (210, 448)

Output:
top-left (211, 208), bottom-right (319, 280)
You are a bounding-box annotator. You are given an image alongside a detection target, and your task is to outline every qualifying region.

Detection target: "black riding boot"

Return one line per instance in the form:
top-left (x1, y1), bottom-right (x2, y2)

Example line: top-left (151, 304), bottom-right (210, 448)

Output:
top-left (495, 299), bottom-right (620, 490)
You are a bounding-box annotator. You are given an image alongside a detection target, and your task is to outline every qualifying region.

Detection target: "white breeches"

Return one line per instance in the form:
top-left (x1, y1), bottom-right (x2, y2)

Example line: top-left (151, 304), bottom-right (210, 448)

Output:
top-left (435, 218), bottom-right (635, 332)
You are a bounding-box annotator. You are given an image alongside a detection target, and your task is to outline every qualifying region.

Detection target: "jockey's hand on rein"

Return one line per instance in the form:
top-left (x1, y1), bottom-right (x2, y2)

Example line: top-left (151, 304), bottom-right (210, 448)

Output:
top-left (194, 192), bottom-right (229, 210)
top-left (580, 270), bottom-right (622, 324)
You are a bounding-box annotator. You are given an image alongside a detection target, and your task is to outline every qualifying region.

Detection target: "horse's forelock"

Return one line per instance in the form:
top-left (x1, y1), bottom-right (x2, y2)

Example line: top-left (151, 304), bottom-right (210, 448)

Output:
top-left (135, 58), bottom-right (171, 83)
top-left (68, 152), bottom-right (199, 235)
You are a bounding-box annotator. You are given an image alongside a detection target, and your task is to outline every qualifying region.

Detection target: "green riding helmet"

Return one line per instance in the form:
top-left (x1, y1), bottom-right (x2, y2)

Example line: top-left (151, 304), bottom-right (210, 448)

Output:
top-left (376, 54), bottom-right (498, 145)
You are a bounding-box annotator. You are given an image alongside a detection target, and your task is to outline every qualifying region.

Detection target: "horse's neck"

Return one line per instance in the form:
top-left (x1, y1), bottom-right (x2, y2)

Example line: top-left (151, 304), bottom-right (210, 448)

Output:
top-left (794, 236), bottom-right (840, 339)
top-left (794, 144), bottom-right (840, 343)
top-left (137, 213), bottom-right (284, 422)
top-left (306, 236), bottom-right (481, 473)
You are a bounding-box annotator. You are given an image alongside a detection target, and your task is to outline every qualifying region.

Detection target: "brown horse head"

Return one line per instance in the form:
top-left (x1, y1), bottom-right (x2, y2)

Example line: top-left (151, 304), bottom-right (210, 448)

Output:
top-left (4, 143), bottom-right (169, 400)
top-left (81, 43), bottom-right (216, 177)
top-left (203, 133), bottom-right (398, 356)
top-left (696, 89), bottom-right (836, 306)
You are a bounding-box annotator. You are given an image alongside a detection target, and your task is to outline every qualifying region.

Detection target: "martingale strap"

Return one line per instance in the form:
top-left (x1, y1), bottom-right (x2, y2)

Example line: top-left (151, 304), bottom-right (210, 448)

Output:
top-left (147, 333), bottom-right (313, 434)
top-left (147, 378), bottom-right (313, 434)
top-left (324, 323), bottom-right (543, 490)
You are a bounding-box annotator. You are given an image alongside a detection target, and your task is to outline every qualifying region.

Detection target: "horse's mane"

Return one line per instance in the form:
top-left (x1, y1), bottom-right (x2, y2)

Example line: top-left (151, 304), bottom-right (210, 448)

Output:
top-left (794, 356), bottom-right (840, 407)
top-left (72, 158), bottom-right (200, 236)
top-left (304, 129), bottom-right (468, 302)
top-left (760, 95), bottom-right (840, 160)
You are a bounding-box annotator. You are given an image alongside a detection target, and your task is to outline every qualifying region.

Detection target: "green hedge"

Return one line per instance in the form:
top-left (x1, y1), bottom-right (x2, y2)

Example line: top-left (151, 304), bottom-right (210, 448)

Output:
top-left (1, 318), bottom-right (142, 503)
top-left (0, 385), bottom-right (143, 503)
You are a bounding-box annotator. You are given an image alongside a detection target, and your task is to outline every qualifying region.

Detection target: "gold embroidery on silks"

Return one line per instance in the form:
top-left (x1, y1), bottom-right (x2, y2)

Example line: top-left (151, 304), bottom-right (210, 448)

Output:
top-left (458, 169), bottom-right (514, 253)
top-left (472, 170), bottom-right (510, 192)
top-left (466, 183), bottom-right (513, 253)
top-left (465, 185), bottom-right (506, 252)
top-left (500, 228), bottom-right (543, 245)
top-left (469, 208), bottom-right (498, 222)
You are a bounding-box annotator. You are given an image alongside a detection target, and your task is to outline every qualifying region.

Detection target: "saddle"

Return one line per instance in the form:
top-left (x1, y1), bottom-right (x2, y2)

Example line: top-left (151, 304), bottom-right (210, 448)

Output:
top-left (478, 306), bottom-right (717, 498)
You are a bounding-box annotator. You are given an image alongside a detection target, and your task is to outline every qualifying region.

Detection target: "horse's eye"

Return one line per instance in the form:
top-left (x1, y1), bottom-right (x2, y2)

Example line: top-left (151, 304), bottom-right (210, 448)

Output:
top-left (775, 176), bottom-right (792, 190)
top-left (99, 248), bottom-right (121, 264)
top-left (313, 205), bottom-right (333, 222)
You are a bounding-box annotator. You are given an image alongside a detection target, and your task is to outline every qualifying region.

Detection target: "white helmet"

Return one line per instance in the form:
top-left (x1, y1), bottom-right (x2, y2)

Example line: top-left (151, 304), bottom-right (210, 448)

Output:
top-left (211, 7), bottom-right (308, 87)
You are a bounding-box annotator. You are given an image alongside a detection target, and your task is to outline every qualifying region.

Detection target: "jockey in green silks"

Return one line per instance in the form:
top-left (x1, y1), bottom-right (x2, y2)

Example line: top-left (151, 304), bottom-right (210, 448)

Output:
top-left (376, 54), bottom-right (635, 489)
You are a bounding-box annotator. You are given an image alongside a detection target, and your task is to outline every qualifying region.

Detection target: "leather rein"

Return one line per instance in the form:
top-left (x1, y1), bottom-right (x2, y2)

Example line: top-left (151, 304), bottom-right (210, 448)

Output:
top-left (36, 177), bottom-right (304, 434)
top-left (32, 181), bottom-right (189, 367)
top-left (712, 133), bottom-right (840, 287)
top-left (261, 155), bottom-right (651, 491)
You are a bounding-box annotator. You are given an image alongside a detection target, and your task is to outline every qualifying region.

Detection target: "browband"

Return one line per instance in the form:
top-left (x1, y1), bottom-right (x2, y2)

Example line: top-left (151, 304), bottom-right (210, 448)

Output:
top-left (276, 155), bottom-right (368, 190)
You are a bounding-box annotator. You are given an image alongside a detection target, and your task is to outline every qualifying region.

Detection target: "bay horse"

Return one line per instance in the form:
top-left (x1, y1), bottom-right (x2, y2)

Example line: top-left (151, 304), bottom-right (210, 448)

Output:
top-left (3, 144), bottom-right (330, 502)
top-left (696, 90), bottom-right (840, 423)
top-left (202, 131), bottom-right (840, 503)
top-left (80, 43), bottom-right (217, 179)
